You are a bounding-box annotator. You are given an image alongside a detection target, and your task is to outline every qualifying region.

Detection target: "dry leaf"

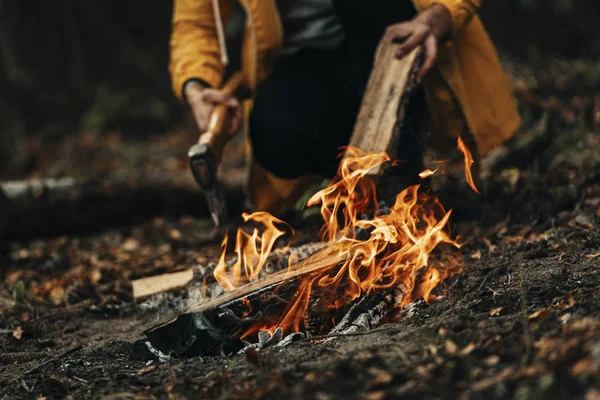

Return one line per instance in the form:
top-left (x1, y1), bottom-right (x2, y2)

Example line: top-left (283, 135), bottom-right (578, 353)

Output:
top-left (471, 250), bottom-right (482, 260)
top-left (136, 365), bottom-right (156, 375)
top-left (482, 238), bottom-right (497, 253)
top-left (586, 253), bottom-right (600, 259)
top-left (570, 356), bottom-right (598, 377)
top-left (362, 391), bottom-right (385, 400)
top-left (528, 309), bottom-right (552, 320)
top-left (459, 343), bottom-right (477, 356)
top-left (13, 327), bottom-right (23, 340)
top-left (49, 286), bottom-right (66, 305)
top-left (445, 340), bottom-right (458, 355)
top-left (122, 238), bottom-right (140, 251)
top-left (304, 372), bottom-right (317, 382)
top-left (169, 229), bottom-right (182, 240)
top-left (36, 396), bottom-right (47, 400)
top-left (367, 368), bottom-right (392, 388)
top-left (489, 307), bottom-right (503, 317)
top-left (585, 388), bottom-right (600, 400)
top-left (482, 355), bottom-right (500, 366)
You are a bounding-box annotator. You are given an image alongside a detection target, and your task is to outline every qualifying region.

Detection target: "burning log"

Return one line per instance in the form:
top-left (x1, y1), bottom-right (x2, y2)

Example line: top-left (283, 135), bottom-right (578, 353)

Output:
top-left (131, 240), bottom-right (328, 301)
top-left (145, 247), bottom-right (347, 357)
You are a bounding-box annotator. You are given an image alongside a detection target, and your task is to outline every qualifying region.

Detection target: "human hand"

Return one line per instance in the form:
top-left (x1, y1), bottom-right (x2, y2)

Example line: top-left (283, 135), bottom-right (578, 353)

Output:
top-left (384, 4), bottom-right (452, 82)
top-left (185, 81), bottom-right (242, 134)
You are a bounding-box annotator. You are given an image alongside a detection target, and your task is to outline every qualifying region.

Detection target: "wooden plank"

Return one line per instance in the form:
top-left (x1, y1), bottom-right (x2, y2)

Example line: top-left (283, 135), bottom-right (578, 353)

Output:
top-left (347, 43), bottom-right (422, 176)
top-left (132, 269), bottom-right (194, 300)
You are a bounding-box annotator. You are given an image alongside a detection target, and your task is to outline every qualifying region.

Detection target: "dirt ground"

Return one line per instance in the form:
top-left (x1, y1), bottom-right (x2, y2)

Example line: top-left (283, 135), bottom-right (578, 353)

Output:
top-left (1, 58), bottom-right (599, 399)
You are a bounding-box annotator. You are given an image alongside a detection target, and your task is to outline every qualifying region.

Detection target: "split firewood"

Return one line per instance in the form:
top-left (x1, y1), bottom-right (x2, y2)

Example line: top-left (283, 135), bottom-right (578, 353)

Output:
top-left (131, 240), bottom-right (328, 301)
top-left (0, 170), bottom-right (245, 240)
top-left (346, 45), bottom-right (422, 176)
top-left (132, 269), bottom-right (195, 300)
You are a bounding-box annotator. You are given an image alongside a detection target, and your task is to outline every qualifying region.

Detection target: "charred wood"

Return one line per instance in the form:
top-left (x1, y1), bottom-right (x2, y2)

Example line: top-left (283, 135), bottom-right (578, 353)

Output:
top-left (328, 282), bottom-right (408, 336)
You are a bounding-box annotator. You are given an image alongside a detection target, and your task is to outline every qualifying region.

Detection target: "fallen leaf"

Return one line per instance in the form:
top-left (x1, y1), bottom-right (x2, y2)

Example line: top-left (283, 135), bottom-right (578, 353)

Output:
top-left (471, 250), bottom-right (482, 260)
top-left (362, 391), bottom-right (385, 400)
top-left (585, 388), bottom-right (600, 400)
top-left (13, 327), bottom-right (23, 340)
top-left (36, 396), bottom-right (47, 400)
top-left (560, 313), bottom-right (572, 323)
top-left (445, 340), bottom-right (458, 355)
top-left (483, 238), bottom-right (497, 253)
top-left (367, 368), bottom-right (392, 388)
top-left (528, 309), bottom-right (552, 320)
top-left (49, 286), bottom-right (65, 305)
top-left (459, 343), bottom-right (477, 356)
top-left (122, 238), bottom-right (140, 251)
top-left (489, 307), bottom-right (503, 317)
top-left (169, 229), bottom-right (182, 240)
top-left (470, 367), bottom-right (515, 391)
top-left (586, 253), bottom-right (600, 259)
top-left (304, 372), bottom-right (317, 382)
top-left (482, 355), bottom-right (500, 366)
top-left (136, 365), bottom-right (156, 375)
top-left (571, 356), bottom-right (598, 377)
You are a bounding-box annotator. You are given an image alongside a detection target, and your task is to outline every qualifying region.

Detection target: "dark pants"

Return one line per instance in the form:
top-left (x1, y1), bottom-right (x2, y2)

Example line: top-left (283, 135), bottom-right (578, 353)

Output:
top-left (250, 0), bottom-right (421, 180)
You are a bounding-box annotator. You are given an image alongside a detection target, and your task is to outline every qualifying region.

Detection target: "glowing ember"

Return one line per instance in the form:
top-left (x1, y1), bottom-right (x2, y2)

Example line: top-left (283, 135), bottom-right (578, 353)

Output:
top-left (457, 136), bottom-right (480, 194)
top-left (213, 146), bottom-right (464, 336)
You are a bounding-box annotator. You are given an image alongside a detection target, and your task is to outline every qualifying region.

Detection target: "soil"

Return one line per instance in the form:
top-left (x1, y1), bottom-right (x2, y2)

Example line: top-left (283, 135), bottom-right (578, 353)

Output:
top-left (1, 58), bottom-right (599, 399)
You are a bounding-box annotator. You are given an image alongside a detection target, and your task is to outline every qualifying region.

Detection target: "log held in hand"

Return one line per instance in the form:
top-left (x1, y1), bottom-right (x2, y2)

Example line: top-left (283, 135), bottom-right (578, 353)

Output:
top-left (347, 44), bottom-right (422, 176)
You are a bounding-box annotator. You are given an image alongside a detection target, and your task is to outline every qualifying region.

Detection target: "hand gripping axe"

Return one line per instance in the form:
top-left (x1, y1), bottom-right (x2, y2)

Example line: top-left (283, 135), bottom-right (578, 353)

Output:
top-left (188, 72), bottom-right (245, 226)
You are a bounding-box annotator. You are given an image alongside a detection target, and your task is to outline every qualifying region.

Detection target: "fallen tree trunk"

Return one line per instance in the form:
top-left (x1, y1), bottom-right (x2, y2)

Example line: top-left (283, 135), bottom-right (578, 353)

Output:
top-left (0, 170), bottom-right (246, 240)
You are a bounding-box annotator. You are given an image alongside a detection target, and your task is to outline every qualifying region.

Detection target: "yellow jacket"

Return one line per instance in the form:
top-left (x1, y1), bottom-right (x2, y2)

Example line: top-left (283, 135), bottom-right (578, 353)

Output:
top-left (170, 0), bottom-right (521, 214)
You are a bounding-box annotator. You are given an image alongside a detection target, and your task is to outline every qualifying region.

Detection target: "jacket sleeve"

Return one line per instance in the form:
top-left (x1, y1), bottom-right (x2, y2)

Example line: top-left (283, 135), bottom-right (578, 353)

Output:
top-left (421, 0), bottom-right (481, 35)
top-left (169, 0), bottom-right (225, 100)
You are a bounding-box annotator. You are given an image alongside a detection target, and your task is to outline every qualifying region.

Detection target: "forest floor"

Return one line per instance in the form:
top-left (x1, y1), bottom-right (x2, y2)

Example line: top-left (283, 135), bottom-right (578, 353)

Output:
top-left (1, 58), bottom-right (599, 400)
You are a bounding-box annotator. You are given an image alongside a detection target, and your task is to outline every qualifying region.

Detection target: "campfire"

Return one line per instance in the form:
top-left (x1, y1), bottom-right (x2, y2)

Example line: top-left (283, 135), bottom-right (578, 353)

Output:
top-left (146, 144), bottom-right (474, 358)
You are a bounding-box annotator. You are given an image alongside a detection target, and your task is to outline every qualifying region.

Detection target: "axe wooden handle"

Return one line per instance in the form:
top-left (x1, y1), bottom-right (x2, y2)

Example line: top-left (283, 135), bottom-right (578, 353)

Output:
top-left (199, 72), bottom-right (245, 163)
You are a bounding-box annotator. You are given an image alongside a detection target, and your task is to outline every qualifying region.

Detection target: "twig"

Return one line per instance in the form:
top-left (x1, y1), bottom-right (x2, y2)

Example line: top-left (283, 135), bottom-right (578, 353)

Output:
top-left (16, 344), bottom-right (83, 381)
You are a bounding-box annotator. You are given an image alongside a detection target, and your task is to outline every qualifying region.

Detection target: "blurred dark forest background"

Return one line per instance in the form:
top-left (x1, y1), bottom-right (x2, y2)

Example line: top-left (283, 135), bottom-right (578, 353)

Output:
top-left (0, 0), bottom-right (598, 179)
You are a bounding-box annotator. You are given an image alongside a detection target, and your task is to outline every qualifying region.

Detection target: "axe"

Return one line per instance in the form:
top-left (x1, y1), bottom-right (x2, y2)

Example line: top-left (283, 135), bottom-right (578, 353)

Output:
top-left (188, 72), bottom-right (244, 226)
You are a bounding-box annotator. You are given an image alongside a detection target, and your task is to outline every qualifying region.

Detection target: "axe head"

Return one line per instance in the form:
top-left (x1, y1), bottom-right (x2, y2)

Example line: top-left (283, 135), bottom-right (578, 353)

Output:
top-left (188, 142), bottom-right (227, 227)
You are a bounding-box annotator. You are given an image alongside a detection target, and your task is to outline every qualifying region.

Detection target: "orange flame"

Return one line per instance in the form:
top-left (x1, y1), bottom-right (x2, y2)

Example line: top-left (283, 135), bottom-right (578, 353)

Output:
top-left (456, 136), bottom-right (480, 194)
top-left (213, 147), bottom-right (463, 336)
top-left (213, 212), bottom-right (293, 290)
top-left (419, 168), bottom-right (438, 179)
